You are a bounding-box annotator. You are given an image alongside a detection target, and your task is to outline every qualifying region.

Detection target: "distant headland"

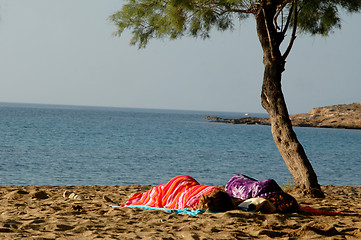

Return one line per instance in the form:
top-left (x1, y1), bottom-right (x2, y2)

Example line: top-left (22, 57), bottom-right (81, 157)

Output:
top-left (204, 102), bottom-right (361, 130)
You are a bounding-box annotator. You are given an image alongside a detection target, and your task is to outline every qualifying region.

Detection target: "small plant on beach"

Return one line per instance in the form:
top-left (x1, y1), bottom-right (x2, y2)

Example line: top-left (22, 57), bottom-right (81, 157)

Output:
top-left (281, 177), bottom-right (295, 192)
top-left (110, 0), bottom-right (361, 198)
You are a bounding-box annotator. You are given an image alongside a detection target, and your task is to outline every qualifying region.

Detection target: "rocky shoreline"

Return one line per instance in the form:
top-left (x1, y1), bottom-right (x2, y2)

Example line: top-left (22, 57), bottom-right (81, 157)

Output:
top-left (204, 102), bottom-right (361, 129)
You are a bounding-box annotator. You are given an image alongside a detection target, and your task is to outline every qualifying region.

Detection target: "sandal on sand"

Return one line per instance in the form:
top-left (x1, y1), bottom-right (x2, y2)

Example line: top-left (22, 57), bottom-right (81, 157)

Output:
top-left (103, 195), bottom-right (114, 203)
top-left (63, 191), bottom-right (86, 200)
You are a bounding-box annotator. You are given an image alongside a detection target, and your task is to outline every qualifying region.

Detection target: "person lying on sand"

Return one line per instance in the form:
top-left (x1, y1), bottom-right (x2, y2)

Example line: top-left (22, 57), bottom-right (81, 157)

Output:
top-left (121, 175), bottom-right (235, 212)
top-left (226, 174), bottom-right (299, 213)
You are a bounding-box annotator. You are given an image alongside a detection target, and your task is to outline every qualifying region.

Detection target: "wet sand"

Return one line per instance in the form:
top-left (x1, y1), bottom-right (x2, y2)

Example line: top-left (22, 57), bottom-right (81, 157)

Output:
top-left (1, 184), bottom-right (360, 239)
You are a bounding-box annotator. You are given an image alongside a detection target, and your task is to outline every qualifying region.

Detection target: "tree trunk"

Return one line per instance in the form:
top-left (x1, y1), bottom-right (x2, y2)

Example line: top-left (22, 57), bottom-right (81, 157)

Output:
top-left (254, 3), bottom-right (324, 198)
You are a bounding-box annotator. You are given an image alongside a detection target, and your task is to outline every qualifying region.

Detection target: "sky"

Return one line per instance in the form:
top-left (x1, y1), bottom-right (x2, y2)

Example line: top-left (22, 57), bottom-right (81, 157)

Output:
top-left (0, 0), bottom-right (360, 114)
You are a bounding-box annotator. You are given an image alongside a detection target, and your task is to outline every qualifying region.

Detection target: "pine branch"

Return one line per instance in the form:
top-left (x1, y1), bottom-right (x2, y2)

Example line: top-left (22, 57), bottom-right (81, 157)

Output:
top-left (282, 0), bottom-right (298, 60)
top-left (262, 8), bottom-right (276, 60)
top-left (282, 2), bottom-right (293, 35)
top-left (274, 1), bottom-right (289, 30)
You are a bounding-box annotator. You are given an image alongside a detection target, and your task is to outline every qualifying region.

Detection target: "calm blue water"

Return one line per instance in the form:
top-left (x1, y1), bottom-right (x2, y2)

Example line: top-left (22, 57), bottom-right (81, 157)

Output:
top-left (1, 102), bottom-right (360, 187)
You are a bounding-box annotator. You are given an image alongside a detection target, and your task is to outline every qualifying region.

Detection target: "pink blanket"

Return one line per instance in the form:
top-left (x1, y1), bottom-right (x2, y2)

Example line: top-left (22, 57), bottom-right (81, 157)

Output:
top-left (122, 175), bottom-right (221, 209)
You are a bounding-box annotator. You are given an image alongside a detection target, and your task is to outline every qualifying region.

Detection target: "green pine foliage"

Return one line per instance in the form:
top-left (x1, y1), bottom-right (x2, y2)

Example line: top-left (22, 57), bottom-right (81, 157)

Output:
top-left (110, 0), bottom-right (361, 48)
top-left (109, 0), bottom-right (250, 48)
top-left (297, 0), bottom-right (361, 36)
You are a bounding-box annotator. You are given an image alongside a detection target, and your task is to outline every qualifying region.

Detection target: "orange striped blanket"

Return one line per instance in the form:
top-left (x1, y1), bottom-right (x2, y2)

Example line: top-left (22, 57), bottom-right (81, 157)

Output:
top-left (122, 175), bottom-right (221, 209)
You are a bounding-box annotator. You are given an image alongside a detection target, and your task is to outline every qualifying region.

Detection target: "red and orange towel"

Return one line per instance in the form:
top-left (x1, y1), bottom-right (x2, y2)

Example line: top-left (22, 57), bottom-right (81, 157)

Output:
top-left (299, 206), bottom-right (344, 216)
top-left (122, 175), bottom-right (221, 209)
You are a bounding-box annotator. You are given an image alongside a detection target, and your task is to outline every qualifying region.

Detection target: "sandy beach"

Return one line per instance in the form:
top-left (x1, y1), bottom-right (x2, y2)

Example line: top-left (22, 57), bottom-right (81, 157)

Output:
top-left (1, 184), bottom-right (360, 239)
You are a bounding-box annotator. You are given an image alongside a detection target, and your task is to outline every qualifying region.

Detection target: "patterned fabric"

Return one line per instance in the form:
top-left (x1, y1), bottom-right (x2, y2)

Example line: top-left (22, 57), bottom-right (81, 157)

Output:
top-left (122, 175), bottom-right (221, 209)
top-left (264, 191), bottom-right (299, 213)
top-left (111, 204), bottom-right (206, 215)
top-left (225, 174), bottom-right (283, 200)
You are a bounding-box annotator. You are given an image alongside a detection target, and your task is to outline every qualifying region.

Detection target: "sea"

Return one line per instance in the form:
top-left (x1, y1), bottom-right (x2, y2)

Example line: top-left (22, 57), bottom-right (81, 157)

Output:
top-left (1, 102), bottom-right (360, 187)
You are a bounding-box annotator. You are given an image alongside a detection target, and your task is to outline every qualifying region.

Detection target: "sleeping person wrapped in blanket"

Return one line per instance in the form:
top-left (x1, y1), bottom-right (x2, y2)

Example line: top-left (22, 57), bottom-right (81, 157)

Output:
top-left (225, 174), bottom-right (299, 213)
top-left (122, 175), bottom-right (235, 212)
top-left (122, 174), bottom-right (298, 214)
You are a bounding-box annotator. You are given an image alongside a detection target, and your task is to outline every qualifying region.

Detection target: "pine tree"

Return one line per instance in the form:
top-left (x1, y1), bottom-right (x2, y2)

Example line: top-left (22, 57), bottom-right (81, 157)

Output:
top-left (110, 0), bottom-right (361, 197)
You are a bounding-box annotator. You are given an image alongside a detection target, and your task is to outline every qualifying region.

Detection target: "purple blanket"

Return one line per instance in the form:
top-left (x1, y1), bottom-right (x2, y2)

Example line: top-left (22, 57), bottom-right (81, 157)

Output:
top-left (225, 174), bottom-right (283, 199)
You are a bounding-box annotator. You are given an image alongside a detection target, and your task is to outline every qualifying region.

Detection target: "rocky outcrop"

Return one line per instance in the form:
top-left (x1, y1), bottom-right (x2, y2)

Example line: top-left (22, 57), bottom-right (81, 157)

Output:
top-left (204, 102), bottom-right (361, 129)
top-left (203, 116), bottom-right (270, 125)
